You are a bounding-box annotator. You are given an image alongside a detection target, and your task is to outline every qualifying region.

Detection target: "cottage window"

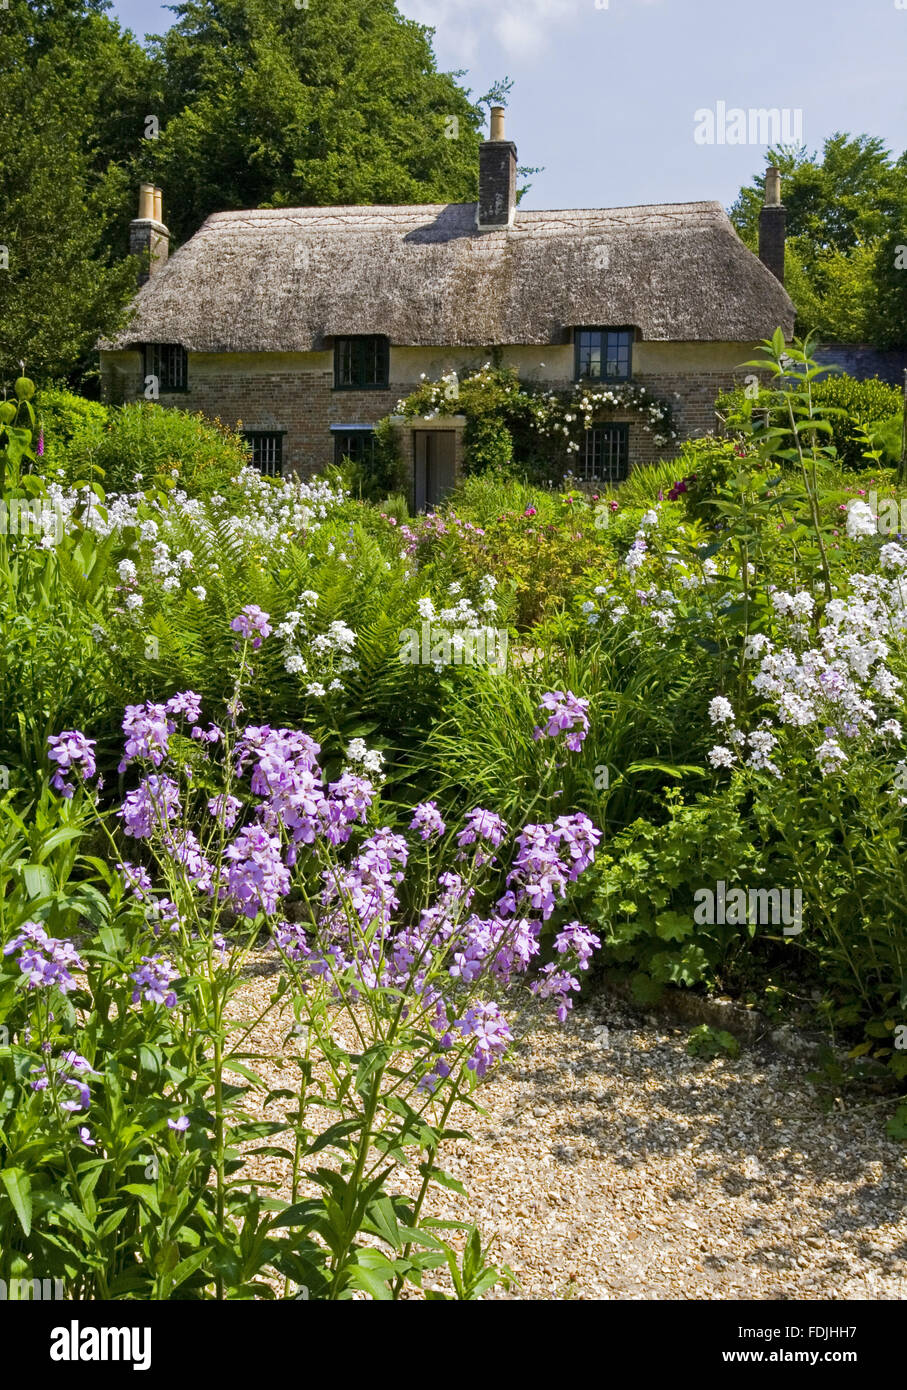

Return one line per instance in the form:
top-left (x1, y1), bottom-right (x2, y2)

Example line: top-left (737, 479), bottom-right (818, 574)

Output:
top-left (243, 431), bottom-right (284, 477)
top-left (574, 328), bottom-right (633, 382)
top-left (579, 424), bottom-right (629, 484)
top-left (334, 337), bottom-right (390, 390)
top-left (144, 343), bottom-right (188, 393)
top-left (333, 429), bottom-right (377, 468)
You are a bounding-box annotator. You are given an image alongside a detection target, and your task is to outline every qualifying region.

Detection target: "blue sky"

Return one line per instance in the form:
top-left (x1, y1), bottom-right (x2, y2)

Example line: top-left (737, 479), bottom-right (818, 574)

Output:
top-left (109, 0), bottom-right (906, 212)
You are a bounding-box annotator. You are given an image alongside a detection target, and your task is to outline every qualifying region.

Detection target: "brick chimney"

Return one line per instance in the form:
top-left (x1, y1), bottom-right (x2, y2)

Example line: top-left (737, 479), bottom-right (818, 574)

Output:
top-left (130, 183), bottom-right (169, 284)
top-left (477, 106), bottom-right (517, 231)
top-left (758, 166), bottom-right (786, 285)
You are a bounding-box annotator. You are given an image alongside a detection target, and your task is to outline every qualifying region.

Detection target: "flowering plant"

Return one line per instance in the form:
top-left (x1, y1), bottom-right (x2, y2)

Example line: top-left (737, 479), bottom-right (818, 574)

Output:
top-left (0, 608), bottom-right (602, 1298)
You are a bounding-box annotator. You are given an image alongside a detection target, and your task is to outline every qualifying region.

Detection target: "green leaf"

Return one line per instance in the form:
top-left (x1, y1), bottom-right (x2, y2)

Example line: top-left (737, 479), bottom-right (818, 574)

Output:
top-left (1, 1168), bottom-right (32, 1235)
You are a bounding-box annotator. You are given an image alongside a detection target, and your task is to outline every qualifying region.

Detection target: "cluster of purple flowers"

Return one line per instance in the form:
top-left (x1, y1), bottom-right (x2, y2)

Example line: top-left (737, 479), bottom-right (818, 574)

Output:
top-left (47, 731), bottom-right (97, 798)
top-left (130, 955), bottom-right (178, 1007)
top-left (3, 921), bottom-right (85, 994)
top-left (410, 801), bottom-right (446, 841)
top-left (119, 692), bottom-right (204, 773)
top-left (118, 775), bottom-right (181, 840)
top-left (230, 605), bottom-right (272, 649)
top-left (32, 1050), bottom-right (98, 1113)
top-left (533, 690), bottom-right (590, 752)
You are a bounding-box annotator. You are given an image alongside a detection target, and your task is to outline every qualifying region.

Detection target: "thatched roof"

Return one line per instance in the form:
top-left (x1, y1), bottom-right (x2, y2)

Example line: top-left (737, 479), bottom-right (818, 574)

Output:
top-left (102, 201), bottom-right (795, 352)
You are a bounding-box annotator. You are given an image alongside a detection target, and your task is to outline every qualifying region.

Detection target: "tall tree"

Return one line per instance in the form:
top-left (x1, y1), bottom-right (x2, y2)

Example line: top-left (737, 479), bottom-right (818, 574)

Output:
top-left (730, 134), bottom-right (907, 347)
top-left (0, 0), bottom-right (158, 383)
top-left (142, 0), bottom-right (489, 243)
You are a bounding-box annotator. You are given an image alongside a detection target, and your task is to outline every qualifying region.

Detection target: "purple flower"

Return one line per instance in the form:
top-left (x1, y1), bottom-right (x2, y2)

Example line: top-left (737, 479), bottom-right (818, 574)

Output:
top-left (118, 775), bottom-right (181, 840)
top-left (455, 1002), bottom-right (513, 1077)
top-left (119, 702), bottom-right (173, 772)
top-left (78, 1126), bottom-right (95, 1147)
top-left (161, 828), bottom-right (215, 894)
top-left (167, 1115), bottom-right (190, 1132)
top-left (230, 605), bottom-right (272, 649)
top-left (36, 430), bottom-right (45, 457)
top-left (456, 808), bottom-right (508, 866)
top-left (166, 690), bottom-right (203, 724)
top-left (3, 922), bottom-right (84, 994)
top-left (410, 801), bottom-right (446, 841)
top-left (535, 690), bottom-right (590, 752)
top-left (131, 955), bottom-right (178, 1007)
top-left (531, 963), bottom-right (581, 1022)
top-left (208, 793), bottom-right (242, 829)
top-left (117, 861), bottom-right (153, 899)
top-left (554, 921), bottom-right (601, 970)
top-left (47, 730), bottom-right (97, 798)
top-left (225, 824), bottom-right (290, 918)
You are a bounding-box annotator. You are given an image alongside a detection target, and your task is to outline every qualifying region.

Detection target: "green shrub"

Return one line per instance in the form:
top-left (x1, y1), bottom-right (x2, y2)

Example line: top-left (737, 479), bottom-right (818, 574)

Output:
top-left (717, 374), bottom-right (904, 470)
top-left (37, 388), bottom-right (108, 478)
top-left (66, 403), bottom-right (250, 496)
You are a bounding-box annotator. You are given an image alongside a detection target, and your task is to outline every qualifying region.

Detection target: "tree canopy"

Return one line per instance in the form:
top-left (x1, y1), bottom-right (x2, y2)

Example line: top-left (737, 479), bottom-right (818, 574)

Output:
top-left (730, 134), bottom-right (907, 348)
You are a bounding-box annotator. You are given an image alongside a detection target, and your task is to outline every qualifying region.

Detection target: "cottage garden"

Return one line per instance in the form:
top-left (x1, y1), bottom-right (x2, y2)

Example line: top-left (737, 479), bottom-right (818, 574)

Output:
top-left (1, 334), bottom-right (906, 1300)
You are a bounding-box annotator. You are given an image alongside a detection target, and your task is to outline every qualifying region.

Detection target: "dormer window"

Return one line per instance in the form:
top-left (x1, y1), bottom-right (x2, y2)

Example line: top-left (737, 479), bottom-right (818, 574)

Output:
top-left (574, 328), bottom-right (633, 382)
top-left (334, 336), bottom-right (390, 390)
top-left (144, 343), bottom-right (188, 393)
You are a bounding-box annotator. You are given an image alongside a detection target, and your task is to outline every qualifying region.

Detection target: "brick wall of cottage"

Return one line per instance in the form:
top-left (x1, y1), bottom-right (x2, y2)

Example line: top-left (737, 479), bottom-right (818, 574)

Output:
top-left (99, 342), bottom-right (763, 487)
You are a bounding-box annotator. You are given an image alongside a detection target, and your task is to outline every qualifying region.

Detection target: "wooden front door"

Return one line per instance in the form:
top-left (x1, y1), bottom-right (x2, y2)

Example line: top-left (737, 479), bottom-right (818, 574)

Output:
top-left (413, 430), bottom-right (456, 512)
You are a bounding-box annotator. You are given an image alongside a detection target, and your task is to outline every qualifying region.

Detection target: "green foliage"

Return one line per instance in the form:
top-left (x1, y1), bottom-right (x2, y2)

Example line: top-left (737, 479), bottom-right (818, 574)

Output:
top-left (717, 373), bottom-right (904, 471)
top-left (730, 134), bottom-right (907, 346)
top-left (393, 364), bottom-right (677, 482)
top-left (78, 403), bottom-right (250, 496)
top-left (686, 1026), bottom-right (740, 1060)
top-left (145, 0), bottom-right (490, 244)
top-left (0, 0), bottom-right (149, 382)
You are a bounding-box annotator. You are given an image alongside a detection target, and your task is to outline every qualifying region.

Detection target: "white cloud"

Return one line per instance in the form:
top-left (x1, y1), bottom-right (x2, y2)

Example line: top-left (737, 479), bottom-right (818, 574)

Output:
top-left (399, 0), bottom-right (585, 63)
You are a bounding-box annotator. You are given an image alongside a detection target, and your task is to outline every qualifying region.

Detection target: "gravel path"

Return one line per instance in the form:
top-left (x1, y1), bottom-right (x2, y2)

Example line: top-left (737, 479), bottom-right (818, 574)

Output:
top-left (231, 958), bottom-right (907, 1300)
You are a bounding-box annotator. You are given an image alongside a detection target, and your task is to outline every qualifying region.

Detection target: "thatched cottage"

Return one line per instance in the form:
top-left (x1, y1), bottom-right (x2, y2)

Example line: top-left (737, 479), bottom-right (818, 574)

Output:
top-left (99, 109), bottom-right (794, 507)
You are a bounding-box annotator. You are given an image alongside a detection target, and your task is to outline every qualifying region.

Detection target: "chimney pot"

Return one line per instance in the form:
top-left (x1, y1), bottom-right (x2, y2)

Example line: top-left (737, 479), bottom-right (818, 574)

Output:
top-left (477, 113), bottom-right (517, 232)
top-left (758, 167), bottom-right (786, 285)
top-left (764, 166), bottom-right (782, 207)
top-left (131, 184), bottom-right (170, 284)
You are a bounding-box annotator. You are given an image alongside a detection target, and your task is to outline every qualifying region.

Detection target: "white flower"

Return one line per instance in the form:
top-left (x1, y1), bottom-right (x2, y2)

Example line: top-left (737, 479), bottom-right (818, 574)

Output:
top-left (139, 520), bottom-right (159, 542)
top-left (118, 559), bottom-right (137, 584)
top-left (305, 682), bottom-right (326, 697)
top-left (708, 696), bottom-right (735, 725)
top-left (125, 593), bottom-right (144, 611)
top-left (744, 633), bottom-right (772, 660)
top-left (816, 738), bottom-right (847, 776)
top-left (880, 543), bottom-right (907, 571)
top-left (417, 597), bottom-right (435, 621)
top-left (191, 585), bottom-right (206, 601)
top-left (879, 719), bottom-right (902, 738)
top-left (708, 745), bottom-right (735, 768)
top-left (285, 653), bottom-right (307, 675)
top-left (845, 499), bottom-right (877, 540)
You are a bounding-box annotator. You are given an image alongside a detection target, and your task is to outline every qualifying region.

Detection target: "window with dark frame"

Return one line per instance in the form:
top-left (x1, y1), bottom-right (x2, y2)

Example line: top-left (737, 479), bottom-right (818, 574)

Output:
top-left (574, 328), bottom-right (633, 382)
top-left (578, 424), bottom-right (629, 484)
top-left (243, 431), bottom-right (284, 477)
top-left (333, 430), bottom-right (377, 468)
top-left (333, 337), bottom-right (390, 390)
top-left (144, 343), bottom-right (188, 392)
